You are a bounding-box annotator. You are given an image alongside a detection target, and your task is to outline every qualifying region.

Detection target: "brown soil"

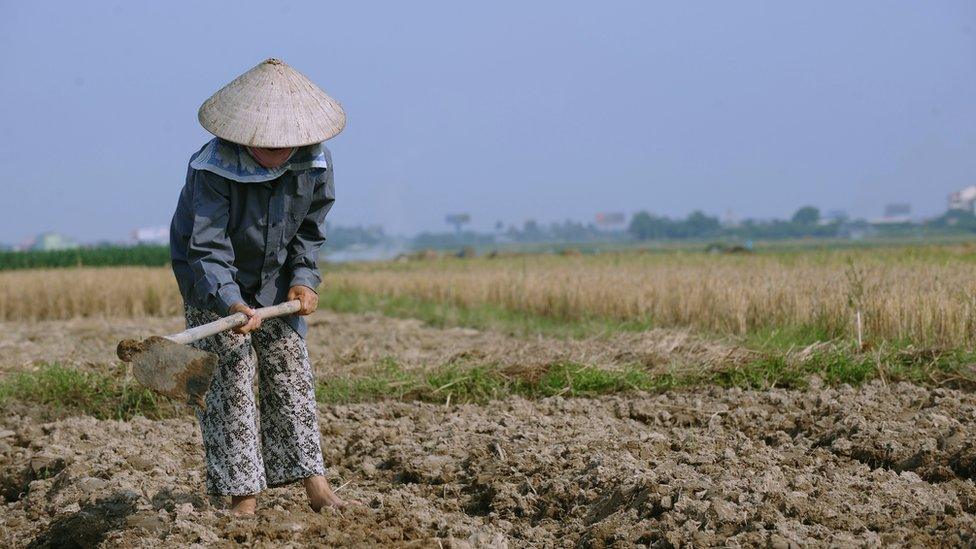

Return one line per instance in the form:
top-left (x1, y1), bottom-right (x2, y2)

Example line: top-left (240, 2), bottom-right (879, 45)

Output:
top-left (2, 380), bottom-right (975, 547)
top-left (0, 311), bottom-right (753, 379)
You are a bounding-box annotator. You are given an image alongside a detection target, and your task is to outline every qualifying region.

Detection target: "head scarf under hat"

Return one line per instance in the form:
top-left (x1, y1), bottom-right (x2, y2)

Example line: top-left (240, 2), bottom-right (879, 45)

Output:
top-left (198, 58), bottom-right (345, 148)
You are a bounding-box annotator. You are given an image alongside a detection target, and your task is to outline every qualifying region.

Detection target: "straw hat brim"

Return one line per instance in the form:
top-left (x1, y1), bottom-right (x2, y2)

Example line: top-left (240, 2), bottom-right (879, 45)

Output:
top-left (198, 58), bottom-right (345, 148)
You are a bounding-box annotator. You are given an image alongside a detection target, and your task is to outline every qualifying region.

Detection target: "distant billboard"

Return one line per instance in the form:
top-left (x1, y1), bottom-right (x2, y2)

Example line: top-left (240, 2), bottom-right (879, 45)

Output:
top-left (132, 226), bottom-right (169, 244)
top-left (445, 214), bottom-right (471, 233)
top-left (595, 212), bottom-right (626, 226)
top-left (445, 214), bottom-right (471, 225)
top-left (883, 203), bottom-right (910, 217)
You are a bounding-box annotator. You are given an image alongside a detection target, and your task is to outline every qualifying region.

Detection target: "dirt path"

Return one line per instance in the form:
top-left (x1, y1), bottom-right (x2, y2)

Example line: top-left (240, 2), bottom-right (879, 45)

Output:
top-left (2, 380), bottom-right (975, 547)
top-left (0, 311), bottom-right (751, 378)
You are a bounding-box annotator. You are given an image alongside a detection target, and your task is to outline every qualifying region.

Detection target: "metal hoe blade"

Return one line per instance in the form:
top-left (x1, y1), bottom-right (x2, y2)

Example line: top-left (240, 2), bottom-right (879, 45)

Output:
top-left (117, 336), bottom-right (217, 409)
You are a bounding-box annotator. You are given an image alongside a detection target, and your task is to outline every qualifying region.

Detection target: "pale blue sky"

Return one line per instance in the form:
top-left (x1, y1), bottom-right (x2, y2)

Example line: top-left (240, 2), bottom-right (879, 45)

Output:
top-left (1, 1), bottom-right (974, 243)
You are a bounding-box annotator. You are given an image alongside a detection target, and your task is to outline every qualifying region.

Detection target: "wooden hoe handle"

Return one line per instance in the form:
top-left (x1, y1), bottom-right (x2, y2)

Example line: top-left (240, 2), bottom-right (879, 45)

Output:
top-left (166, 300), bottom-right (302, 345)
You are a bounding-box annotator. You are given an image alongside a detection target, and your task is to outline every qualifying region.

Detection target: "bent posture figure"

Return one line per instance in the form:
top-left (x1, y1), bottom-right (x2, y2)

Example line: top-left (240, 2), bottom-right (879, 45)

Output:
top-left (169, 58), bottom-right (355, 515)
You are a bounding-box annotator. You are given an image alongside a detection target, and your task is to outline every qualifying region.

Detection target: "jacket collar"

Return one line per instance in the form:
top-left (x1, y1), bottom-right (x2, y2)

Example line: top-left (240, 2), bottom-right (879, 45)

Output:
top-left (189, 138), bottom-right (329, 183)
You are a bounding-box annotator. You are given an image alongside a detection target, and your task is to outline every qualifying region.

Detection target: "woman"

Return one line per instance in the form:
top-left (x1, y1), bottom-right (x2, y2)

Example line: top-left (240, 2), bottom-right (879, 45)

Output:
top-left (169, 58), bottom-right (354, 515)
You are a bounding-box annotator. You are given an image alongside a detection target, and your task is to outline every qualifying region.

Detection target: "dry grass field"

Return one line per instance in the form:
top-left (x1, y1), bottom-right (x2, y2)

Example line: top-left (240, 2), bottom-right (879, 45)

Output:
top-left (5, 245), bottom-right (976, 348)
top-left (0, 267), bottom-right (182, 321)
top-left (328, 247), bottom-right (976, 346)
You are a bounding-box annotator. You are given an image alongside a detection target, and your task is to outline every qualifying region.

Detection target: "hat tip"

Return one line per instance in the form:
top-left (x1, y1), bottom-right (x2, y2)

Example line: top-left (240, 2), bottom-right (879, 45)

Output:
top-left (263, 57), bottom-right (284, 66)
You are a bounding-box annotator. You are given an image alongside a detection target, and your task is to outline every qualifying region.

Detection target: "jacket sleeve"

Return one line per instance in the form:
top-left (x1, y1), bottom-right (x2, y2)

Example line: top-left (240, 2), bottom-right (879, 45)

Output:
top-left (286, 168), bottom-right (335, 292)
top-left (187, 170), bottom-right (243, 315)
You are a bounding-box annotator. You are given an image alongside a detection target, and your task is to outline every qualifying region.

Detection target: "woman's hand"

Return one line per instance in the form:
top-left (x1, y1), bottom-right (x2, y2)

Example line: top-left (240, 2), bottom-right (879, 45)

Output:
top-left (288, 285), bottom-right (319, 315)
top-left (229, 303), bottom-right (262, 334)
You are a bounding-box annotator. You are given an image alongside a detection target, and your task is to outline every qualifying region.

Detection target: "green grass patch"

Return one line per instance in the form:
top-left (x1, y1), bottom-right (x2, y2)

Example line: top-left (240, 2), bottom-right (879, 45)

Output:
top-left (709, 347), bottom-right (976, 390)
top-left (740, 324), bottom-right (842, 352)
top-left (314, 357), bottom-right (419, 402)
top-left (315, 360), bottom-right (667, 405)
top-left (0, 365), bottom-right (178, 420)
top-left (707, 353), bottom-right (876, 389)
top-left (4, 346), bottom-right (973, 419)
top-left (534, 363), bottom-right (659, 396)
top-left (316, 345), bottom-right (976, 405)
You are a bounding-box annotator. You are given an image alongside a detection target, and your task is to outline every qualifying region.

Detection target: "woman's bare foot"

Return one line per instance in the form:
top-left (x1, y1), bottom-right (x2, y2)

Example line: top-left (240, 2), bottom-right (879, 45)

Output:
top-left (304, 475), bottom-right (361, 511)
top-left (230, 495), bottom-right (257, 515)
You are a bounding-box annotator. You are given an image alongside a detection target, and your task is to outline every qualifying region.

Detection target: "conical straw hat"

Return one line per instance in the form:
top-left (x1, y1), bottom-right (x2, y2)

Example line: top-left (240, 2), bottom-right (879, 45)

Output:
top-left (198, 58), bottom-right (345, 148)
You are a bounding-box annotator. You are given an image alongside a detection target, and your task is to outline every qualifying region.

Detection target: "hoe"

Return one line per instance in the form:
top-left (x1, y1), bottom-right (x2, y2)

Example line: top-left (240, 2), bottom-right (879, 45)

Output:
top-left (116, 300), bottom-right (301, 408)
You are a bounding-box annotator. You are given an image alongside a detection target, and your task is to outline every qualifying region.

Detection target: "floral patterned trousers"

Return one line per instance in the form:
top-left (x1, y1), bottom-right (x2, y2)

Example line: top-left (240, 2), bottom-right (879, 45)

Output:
top-left (185, 306), bottom-right (326, 496)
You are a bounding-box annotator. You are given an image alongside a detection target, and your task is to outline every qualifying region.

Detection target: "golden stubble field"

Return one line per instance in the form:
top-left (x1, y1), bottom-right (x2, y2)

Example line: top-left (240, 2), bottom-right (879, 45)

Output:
top-left (328, 249), bottom-right (976, 347)
top-left (5, 246), bottom-right (976, 346)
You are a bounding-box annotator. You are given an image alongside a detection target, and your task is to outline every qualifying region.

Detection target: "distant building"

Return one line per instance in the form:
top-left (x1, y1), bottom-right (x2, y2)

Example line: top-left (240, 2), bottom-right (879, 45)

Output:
top-left (948, 185), bottom-right (976, 213)
top-left (884, 203), bottom-right (911, 218)
top-left (596, 212), bottom-right (625, 225)
top-left (132, 226), bottom-right (169, 245)
top-left (22, 232), bottom-right (79, 251)
top-left (873, 203), bottom-right (912, 224)
top-left (595, 212), bottom-right (626, 231)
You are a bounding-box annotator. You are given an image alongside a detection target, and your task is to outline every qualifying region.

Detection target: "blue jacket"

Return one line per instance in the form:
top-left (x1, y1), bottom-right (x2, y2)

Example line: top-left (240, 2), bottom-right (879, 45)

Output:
top-left (169, 139), bottom-right (335, 337)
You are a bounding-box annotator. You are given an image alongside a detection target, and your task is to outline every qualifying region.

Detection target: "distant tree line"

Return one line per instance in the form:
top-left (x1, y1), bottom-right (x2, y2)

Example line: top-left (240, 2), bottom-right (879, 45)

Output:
top-left (627, 211), bottom-right (722, 240)
top-left (9, 207), bottom-right (976, 270)
top-left (326, 223), bottom-right (387, 250)
top-left (404, 206), bottom-right (976, 250)
top-left (627, 205), bottom-right (976, 241)
top-left (413, 231), bottom-right (497, 249)
top-left (410, 219), bottom-right (626, 250)
top-left (928, 209), bottom-right (976, 232)
top-left (504, 219), bottom-right (621, 243)
top-left (0, 245), bottom-right (170, 271)
top-left (629, 206), bottom-right (848, 241)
